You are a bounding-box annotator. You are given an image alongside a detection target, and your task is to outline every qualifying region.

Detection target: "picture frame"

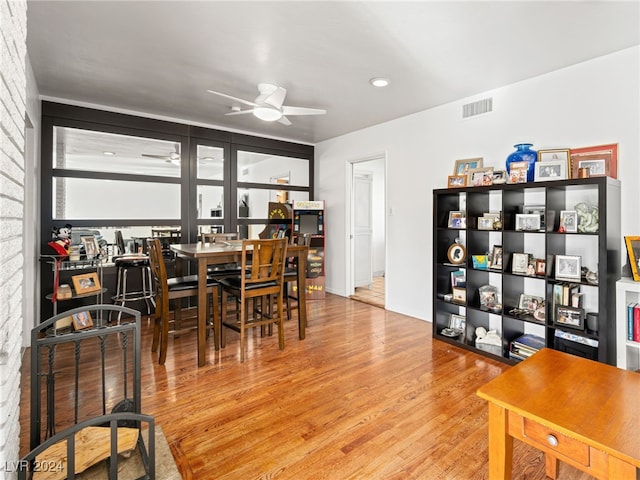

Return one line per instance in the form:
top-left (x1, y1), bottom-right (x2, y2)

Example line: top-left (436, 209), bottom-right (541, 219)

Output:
top-left (452, 287), bottom-right (466, 304)
top-left (469, 167), bottom-right (494, 187)
top-left (570, 143), bottom-right (618, 179)
top-left (515, 213), bottom-right (541, 231)
top-left (72, 272), bottom-right (102, 295)
top-left (624, 236), bottom-right (640, 281)
top-left (441, 313), bottom-right (466, 338)
top-left (81, 235), bottom-right (100, 259)
top-left (534, 160), bottom-right (567, 181)
top-left (472, 254), bottom-right (488, 270)
top-left (447, 211), bottom-right (466, 229)
top-left (523, 205), bottom-right (545, 229)
top-left (554, 305), bottom-right (585, 330)
top-left (453, 157), bottom-right (483, 177)
top-left (555, 254), bottom-right (582, 281)
top-left (560, 210), bottom-right (578, 233)
top-left (447, 243), bottom-right (466, 264)
top-left (447, 174), bottom-right (467, 188)
top-left (535, 259), bottom-right (546, 276)
top-left (507, 161), bottom-right (529, 184)
top-left (518, 294), bottom-right (544, 312)
top-left (489, 245), bottom-right (503, 269)
top-left (477, 217), bottom-right (495, 230)
top-left (479, 284), bottom-right (498, 308)
top-left (71, 310), bottom-right (94, 330)
top-left (511, 253), bottom-right (530, 274)
top-left (538, 148), bottom-right (570, 165)
top-left (492, 170), bottom-right (507, 184)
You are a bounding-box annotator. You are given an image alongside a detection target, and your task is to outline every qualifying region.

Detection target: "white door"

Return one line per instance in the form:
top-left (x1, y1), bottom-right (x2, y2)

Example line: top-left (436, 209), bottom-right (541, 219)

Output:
top-left (354, 172), bottom-right (373, 288)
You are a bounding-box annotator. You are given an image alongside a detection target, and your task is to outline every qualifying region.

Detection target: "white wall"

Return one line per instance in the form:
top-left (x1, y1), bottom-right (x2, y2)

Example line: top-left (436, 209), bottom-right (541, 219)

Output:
top-left (1, 0), bottom-right (28, 474)
top-left (316, 46), bottom-right (640, 321)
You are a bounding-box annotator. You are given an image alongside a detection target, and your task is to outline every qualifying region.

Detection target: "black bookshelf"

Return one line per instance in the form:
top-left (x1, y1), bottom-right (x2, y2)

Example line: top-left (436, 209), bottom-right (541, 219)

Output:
top-left (432, 177), bottom-right (621, 365)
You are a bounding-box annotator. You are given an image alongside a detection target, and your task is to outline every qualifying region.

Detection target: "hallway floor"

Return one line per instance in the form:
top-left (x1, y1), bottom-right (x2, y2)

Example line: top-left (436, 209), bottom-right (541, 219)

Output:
top-left (351, 275), bottom-right (384, 308)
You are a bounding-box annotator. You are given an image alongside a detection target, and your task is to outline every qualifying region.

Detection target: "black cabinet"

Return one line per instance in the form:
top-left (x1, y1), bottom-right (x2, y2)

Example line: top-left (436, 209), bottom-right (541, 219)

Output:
top-left (432, 177), bottom-right (621, 365)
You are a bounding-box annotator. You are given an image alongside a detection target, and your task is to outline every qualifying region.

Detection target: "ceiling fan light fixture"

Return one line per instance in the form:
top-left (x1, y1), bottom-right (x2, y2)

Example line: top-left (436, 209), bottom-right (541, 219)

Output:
top-left (253, 106), bottom-right (282, 122)
top-left (369, 77), bottom-right (390, 88)
top-left (103, 151), bottom-right (115, 156)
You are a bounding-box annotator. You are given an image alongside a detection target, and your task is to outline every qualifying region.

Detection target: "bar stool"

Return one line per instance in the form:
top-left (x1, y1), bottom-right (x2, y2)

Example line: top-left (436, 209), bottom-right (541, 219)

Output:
top-left (112, 231), bottom-right (156, 319)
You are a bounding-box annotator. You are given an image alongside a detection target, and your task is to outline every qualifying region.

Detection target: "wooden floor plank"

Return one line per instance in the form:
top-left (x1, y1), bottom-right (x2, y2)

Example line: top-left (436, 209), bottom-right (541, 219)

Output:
top-left (20, 294), bottom-right (597, 479)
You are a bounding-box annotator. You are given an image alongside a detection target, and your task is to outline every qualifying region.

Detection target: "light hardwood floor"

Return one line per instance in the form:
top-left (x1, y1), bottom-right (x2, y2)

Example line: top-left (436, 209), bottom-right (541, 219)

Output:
top-left (20, 294), bottom-right (596, 479)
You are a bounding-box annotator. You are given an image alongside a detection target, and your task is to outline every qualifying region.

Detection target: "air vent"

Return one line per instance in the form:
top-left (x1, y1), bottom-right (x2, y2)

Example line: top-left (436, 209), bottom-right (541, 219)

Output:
top-left (462, 98), bottom-right (493, 118)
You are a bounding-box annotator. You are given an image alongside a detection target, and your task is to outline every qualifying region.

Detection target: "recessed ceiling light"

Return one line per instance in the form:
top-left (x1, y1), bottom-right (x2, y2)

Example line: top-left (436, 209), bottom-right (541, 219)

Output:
top-left (103, 151), bottom-right (115, 156)
top-left (369, 77), bottom-right (390, 88)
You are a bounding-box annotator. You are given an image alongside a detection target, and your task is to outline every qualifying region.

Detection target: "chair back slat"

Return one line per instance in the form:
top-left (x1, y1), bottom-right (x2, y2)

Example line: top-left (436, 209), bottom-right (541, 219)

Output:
top-left (147, 238), bottom-right (168, 299)
top-left (242, 238), bottom-right (287, 288)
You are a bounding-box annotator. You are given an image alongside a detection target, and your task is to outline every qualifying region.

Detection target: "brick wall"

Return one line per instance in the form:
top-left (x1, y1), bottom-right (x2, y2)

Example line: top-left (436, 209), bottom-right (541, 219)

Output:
top-left (0, 0), bottom-right (28, 477)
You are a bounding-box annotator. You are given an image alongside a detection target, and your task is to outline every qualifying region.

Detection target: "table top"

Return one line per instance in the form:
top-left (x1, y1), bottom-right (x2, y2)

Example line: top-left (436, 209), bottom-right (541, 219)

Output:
top-left (171, 242), bottom-right (307, 258)
top-left (477, 348), bottom-right (640, 465)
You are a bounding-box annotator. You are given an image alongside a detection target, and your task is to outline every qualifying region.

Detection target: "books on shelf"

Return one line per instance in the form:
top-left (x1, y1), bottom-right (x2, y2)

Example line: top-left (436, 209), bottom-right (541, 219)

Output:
top-left (627, 303), bottom-right (640, 342)
top-left (509, 333), bottom-right (545, 362)
top-left (552, 283), bottom-right (581, 319)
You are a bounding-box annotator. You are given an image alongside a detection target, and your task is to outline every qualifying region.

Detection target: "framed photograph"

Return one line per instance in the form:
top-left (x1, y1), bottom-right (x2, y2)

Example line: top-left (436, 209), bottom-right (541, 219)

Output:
top-left (81, 235), bottom-right (100, 259)
top-left (560, 210), bottom-right (578, 233)
top-left (624, 236), bottom-right (640, 281)
top-left (555, 254), bottom-right (582, 281)
top-left (72, 272), bottom-right (102, 295)
top-left (534, 160), bottom-right (567, 181)
top-left (538, 148), bottom-right (570, 164)
top-left (554, 305), bottom-right (585, 330)
top-left (441, 313), bottom-right (466, 337)
top-left (515, 213), bottom-right (541, 231)
top-left (447, 211), bottom-right (466, 229)
top-left (518, 294), bottom-right (544, 311)
top-left (535, 259), bottom-right (546, 276)
top-left (479, 284), bottom-right (498, 308)
top-left (478, 217), bottom-right (495, 230)
top-left (469, 167), bottom-right (494, 187)
top-left (507, 161), bottom-right (529, 184)
top-left (570, 143), bottom-right (618, 179)
top-left (489, 245), bottom-right (503, 269)
top-left (447, 174), bottom-right (467, 188)
top-left (447, 243), bottom-right (466, 264)
top-left (492, 170), bottom-right (507, 184)
top-left (453, 157), bottom-right (483, 177)
top-left (523, 205), bottom-right (545, 229)
top-left (472, 255), bottom-right (488, 270)
top-left (71, 310), bottom-right (94, 330)
top-left (511, 253), bottom-right (530, 274)
top-left (452, 287), bottom-right (466, 304)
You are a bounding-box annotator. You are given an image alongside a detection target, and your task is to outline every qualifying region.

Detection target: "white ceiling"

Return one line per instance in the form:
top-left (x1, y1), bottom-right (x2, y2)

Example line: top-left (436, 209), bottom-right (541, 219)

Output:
top-left (26, 1), bottom-right (640, 145)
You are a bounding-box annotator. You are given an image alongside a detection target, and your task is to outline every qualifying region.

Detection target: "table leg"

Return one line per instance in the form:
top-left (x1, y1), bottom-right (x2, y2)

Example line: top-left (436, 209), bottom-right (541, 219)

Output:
top-left (545, 453), bottom-right (559, 479)
top-left (296, 252), bottom-right (307, 340)
top-left (197, 259), bottom-right (207, 366)
top-left (487, 402), bottom-right (513, 480)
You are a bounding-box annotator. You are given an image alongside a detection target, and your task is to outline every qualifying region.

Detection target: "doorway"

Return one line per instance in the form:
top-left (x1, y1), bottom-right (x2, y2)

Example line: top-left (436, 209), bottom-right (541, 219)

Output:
top-left (348, 155), bottom-right (386, 308)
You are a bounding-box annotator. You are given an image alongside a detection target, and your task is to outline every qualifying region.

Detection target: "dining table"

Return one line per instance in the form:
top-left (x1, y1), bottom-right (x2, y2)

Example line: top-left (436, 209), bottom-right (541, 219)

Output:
top-left (170, 241), bottom-right (309, 366)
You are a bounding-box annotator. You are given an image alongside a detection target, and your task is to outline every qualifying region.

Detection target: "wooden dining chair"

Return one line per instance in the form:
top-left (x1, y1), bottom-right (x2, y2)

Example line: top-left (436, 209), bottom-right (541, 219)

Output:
top-left (219, 238), bottom-right (288, 362)
top-left (147, 238), bottom-right (220, 365)
top-left (199, 232), bottom-right (244, 279)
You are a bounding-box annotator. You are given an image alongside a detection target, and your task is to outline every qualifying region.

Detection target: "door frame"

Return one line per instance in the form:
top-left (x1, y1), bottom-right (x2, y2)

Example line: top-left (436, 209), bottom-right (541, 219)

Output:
top-left (345, 152), bottom-right (387, 299)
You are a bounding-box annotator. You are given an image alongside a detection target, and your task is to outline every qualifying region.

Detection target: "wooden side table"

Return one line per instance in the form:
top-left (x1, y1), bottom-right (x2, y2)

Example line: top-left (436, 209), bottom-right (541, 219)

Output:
top-left (477, 348), bottom-right (640, 479)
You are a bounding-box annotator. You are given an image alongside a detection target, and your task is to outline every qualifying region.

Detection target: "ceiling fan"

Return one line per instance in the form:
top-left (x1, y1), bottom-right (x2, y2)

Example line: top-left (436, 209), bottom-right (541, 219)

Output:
top-left (141, 145), bottom-right (180, 163)
top-left (207, 83), bottom-right (326, 126)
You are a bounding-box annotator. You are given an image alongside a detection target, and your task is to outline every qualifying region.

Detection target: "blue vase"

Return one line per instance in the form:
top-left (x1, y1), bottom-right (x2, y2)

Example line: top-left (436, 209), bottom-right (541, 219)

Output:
top-left (505, 143), bottom-right (537, 182)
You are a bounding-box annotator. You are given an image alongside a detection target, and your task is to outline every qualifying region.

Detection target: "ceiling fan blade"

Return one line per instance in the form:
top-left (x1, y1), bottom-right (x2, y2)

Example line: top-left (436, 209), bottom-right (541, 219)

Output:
top-left (207, 89), bottom-right (258, 107)
top-left (278, 116), bottom-right (292, 126)
top-left (141, 153), bottom-right (171, 160)
top-left (225, 109), bottom-right (255, 116)
top-left (263, 87), bottom-right (287, 109)
top-left (281, 106), bottom-right (326, 116)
